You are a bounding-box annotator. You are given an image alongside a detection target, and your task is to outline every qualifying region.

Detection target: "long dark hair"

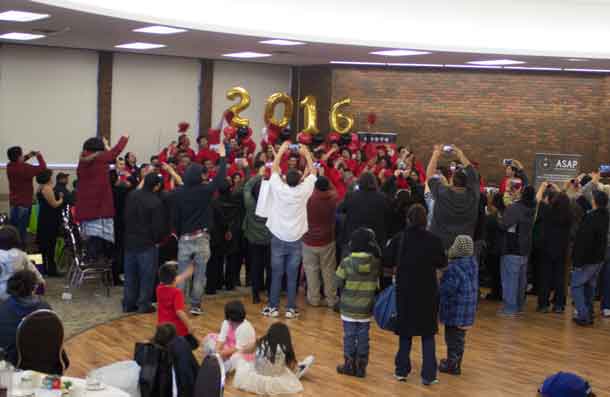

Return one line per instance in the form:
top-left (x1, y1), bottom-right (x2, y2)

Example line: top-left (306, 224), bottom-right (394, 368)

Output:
top-left (257, 323), bottom-right (296, 367)
top-left (549, 192), bottom-right (573, 226)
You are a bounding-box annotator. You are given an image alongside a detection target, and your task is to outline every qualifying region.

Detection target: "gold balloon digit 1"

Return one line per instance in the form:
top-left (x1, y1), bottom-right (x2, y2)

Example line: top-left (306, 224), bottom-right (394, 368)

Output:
top-left (264, 93), bottom-right (294, 128)
top-left (226, 86), bottom-right (251, 127)
top-left (330, 97), bottom-right (354, 134)
top-left (299, 95), bottom-right (319, 135)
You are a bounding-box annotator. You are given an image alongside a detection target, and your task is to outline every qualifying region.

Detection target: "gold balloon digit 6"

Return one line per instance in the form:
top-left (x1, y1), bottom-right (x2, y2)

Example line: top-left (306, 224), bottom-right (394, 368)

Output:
top-left (226, 86), bottom-right (251, 127)
top-left (299, 95), bottom-right (319, 135)
top-left (264, 93), bottom-right (294, 128)
top-left (329, 97), bottom-right (354, 134)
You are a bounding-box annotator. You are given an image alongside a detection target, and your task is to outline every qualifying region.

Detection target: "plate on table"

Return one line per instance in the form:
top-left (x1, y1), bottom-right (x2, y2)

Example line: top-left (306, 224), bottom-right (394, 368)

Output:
top-left (86, 383), bottom-right (106, 391)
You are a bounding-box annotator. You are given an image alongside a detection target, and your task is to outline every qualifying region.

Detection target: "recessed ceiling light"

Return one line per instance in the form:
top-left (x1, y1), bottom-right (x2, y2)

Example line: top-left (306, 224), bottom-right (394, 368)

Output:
top-left (330, 61), bottom-right (385, 66)
top-left (388, 63), bottom-right (443, 67)
top-left (446, 64), bottom-right (503, 69)
top-left (133, 26), bottom-right (187, 34)
top-left (0, 10), bottom-right (50, 22)
top-left (259, 39), bottom-right (305, 46)
top-left (504, 66), bottom-right (562, 71)
top-left (564, 68), bottom-right (610, 73)
top-left (467, 59), bottom-right (525, 66)
top-left (115, 42), bottom-right (166, 50)
top-left (0, 32), bottom-right (45, 41)
top-left (370, 49), bottom-right (430, 57)
top-left (566, 58), bottom-right (588, 62)
top-left (222, 52), bottom-right (272, 58)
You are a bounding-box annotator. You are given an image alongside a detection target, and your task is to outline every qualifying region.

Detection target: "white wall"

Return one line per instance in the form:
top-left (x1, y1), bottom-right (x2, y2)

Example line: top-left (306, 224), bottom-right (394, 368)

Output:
top-left (0, 44), bottom-right (98, 164)
top-left (212, 61), bottom-right (292, 146)
top-left (111, 53), bottom-right (200, 161)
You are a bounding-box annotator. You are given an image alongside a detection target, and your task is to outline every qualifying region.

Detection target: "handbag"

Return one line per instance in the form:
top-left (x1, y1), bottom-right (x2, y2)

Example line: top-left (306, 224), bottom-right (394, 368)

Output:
top-left (374, 283), bottom-right (397, 331)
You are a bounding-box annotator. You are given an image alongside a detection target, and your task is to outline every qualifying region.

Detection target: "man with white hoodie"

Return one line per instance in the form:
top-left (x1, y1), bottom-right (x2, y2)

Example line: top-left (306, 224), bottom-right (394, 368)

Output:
top-left (261, 141), bottom-right (316, 319)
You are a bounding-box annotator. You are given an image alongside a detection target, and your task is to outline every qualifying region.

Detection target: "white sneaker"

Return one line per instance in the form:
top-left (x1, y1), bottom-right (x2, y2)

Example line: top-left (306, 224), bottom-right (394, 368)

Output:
top-left (296, 355), bottom-right (315, 379)
top-left (262, 306), bottom-right (279, 317)
top-left (285, 308), bottom-right (299, 319)
top-left (602, 309), bottom-right (610, 318)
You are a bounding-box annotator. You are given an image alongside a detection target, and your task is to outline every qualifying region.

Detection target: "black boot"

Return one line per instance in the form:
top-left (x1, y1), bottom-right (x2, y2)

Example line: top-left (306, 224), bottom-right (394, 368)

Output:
top-left (354, 356), bottom-right (368, 378)
top-left (336, 357), bottom-right (355, 376)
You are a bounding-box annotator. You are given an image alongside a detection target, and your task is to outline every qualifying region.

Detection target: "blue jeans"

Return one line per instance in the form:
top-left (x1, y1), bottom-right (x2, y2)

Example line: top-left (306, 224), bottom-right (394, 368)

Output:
top-left (343, 321), bottom-right (370, 358)
top-left (9, 206), bottom-right (31, 245)
top-left (571, 263), bottom-right (602, 321)
top-left (601, 248), bottom-right (610, 311)
top-left (395, 334), bottom-right (437, 382)
top-left (501, 255), bottom-right (528, 314)
top-left (123, 247), bottom-right (158, 312)
top-left (269, 236), bottom-right (302, 309)
top-left (177, 233), bottom-right (211, 308)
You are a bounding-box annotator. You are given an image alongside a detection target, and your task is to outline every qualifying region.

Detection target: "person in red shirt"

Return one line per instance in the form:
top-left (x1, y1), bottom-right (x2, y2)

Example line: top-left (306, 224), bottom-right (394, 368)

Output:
top-left (156, 262), bottom-right (196, 337)
top-left (6, 146), bottom-right (48, 244)
top-left (195, 135), bottom-right (219, 165)
top-left (76, 134), bottom-right (128, 263)
top-left (302, 176), bottom-right (338, 308)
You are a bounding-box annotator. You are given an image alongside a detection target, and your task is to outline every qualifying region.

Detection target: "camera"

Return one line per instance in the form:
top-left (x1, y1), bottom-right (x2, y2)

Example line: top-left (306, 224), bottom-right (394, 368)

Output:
top-left (443, 145), bottom-right (453, 153)
top-left (503, 159), bottom-right (513, 166)
top-left (599, 164), bottom-right (610, 178)
top-left (398, 161), bottom-right (407, 171)
top-left (289, 144), bottom-right (300, 152)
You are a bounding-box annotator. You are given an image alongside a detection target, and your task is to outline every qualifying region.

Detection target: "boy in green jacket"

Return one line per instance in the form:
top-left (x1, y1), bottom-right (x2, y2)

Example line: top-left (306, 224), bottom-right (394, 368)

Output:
top-left (335, 227), bottom-right (381, 378)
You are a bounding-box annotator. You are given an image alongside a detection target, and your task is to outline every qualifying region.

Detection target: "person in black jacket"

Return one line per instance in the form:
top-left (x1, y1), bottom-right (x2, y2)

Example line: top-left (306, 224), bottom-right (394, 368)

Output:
top-left (536, 188), bottom-right (573, 313)
top-left (0, 270), bottom-right (53, 367)
top-left (173, 144), bottom-right (226, 315)
top-left (385, 204), bottom-right (447, 386)
top-left (122, 173), bottom-right (166, 313)
top-left (135, 323), bottom-right (199, 397)
top-left (571, 190), bottom-right (610, 326)
top-left (338, 172), bottom-right (390, 259)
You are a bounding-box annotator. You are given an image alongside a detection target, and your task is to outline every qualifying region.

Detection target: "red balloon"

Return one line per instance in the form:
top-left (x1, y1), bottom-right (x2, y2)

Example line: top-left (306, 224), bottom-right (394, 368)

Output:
top-left (207, 128), bottom-right (221, 145)
top-left (242, 138), bottom-right (256, 154)
top-left (298, 132), bottom-right (312, 145)
top-left (223, 125), bottom-right (236, 140)
top-left (328, 131), bottom-right (341, 143)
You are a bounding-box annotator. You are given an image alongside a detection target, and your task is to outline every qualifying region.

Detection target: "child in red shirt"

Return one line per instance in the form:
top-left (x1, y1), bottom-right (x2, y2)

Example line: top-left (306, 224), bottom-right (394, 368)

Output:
top-left (156, 262), bottom-right (196, 337)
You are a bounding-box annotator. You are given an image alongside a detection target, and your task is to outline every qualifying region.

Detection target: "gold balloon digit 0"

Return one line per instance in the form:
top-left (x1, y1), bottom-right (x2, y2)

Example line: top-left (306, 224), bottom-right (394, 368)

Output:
top-left (330, 97), bottom-right (354, 134)
top-left (299, 95), bottom-right (319, 135)
top-left (264, 93), bottom-right (294, 128)
top-left (226, 86), bottom-right (251, 127)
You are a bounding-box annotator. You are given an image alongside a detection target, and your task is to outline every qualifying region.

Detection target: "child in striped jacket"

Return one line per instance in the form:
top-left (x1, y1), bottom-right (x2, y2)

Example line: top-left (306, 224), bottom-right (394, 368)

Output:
top-left (335, 227), bottom-right (381, 378)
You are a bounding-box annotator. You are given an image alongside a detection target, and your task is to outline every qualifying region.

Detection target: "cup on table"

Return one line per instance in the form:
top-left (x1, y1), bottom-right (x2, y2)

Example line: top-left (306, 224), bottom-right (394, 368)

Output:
top-left (70, 383), bottom-right (87, 397)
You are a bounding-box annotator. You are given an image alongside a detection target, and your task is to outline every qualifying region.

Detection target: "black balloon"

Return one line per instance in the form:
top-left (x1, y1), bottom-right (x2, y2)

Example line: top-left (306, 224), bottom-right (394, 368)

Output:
top-left (237, 125), bottom-right (249, 140)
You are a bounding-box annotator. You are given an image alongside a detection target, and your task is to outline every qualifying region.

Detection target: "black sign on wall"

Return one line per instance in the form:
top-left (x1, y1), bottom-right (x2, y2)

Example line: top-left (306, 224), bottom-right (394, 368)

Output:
top-left (533, 153), bottom-right (582, 188)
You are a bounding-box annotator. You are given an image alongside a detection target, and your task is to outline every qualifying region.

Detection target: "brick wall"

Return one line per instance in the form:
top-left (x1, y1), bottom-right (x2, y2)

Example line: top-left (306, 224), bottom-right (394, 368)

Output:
top-left (331, 67), bottom-right (609, 184)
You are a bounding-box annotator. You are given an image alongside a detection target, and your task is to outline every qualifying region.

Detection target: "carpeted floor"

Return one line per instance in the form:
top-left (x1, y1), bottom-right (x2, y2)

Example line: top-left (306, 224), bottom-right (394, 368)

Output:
top-left (44, 278), bottom-right (249, 339)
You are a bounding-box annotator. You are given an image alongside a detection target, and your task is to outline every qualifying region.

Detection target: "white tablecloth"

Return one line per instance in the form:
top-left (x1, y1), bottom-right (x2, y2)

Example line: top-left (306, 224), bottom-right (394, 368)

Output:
top-left (12, 375), bottom-right (130, 397)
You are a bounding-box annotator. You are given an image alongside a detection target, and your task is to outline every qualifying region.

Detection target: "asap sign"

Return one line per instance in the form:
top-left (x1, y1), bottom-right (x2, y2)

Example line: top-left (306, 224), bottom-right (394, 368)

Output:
top-left (554, 159), bottom-right (578, 169)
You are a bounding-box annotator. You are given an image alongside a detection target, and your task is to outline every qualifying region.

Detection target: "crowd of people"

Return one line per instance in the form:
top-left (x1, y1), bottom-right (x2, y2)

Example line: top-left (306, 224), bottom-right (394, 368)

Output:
top-left (2, 124), bottom-right (610, 394)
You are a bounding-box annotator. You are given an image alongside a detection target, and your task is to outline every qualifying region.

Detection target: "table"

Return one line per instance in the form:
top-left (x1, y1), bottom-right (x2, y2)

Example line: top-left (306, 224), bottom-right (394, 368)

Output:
top-left (11, 375), bottom-right (130, 397)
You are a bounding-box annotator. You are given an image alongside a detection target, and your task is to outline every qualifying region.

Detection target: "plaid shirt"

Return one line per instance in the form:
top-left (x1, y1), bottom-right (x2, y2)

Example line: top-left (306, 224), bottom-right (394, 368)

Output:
top-left (439, 256), bottom-right (479, 327)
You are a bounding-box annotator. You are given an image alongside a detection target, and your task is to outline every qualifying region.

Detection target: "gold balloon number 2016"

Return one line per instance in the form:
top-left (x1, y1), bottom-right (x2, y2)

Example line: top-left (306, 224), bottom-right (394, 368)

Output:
top-left (226, 86), bottom-right (354, 134)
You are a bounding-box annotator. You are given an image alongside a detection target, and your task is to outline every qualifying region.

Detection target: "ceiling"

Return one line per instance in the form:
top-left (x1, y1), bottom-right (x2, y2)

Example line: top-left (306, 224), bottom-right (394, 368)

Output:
top-left (1, 0), bottom-right (610, 70)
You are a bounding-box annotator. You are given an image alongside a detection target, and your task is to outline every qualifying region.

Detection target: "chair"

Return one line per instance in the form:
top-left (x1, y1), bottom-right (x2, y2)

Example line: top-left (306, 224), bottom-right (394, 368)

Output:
top-left (60, 205), bottom-right (113, 297)
top-left (16, 309), bottom-right (69, 375)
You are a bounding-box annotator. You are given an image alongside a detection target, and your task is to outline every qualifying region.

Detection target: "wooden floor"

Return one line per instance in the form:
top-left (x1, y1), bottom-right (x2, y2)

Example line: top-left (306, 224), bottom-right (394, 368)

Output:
top-left (65, 293), bottom-right (610, 397)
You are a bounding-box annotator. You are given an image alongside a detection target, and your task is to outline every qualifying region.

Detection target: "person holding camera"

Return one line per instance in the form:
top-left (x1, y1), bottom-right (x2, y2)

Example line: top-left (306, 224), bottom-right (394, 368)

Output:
top-left (6, 146), bottom-right (47, 245)
top-left (262, 141), bottom-right (316, 319)
top-left (426, 144), bottom-right (480, 250)
top-left (499, 159), bottom-right (528, 194)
